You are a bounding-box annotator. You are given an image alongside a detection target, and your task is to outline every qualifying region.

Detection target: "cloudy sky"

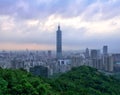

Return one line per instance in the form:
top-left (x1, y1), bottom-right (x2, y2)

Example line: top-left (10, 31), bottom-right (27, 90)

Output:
top-left (0, 0), bottom-right (120, 52)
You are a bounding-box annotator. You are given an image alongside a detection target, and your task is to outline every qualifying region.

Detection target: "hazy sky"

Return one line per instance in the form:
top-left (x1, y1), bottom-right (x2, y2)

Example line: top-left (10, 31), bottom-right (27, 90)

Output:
top-left (0, 0), bottom-right (120, 52)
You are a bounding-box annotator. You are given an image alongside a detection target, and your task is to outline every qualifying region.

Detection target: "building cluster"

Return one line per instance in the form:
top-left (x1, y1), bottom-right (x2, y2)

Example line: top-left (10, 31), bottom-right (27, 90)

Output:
top-left (0, 50), bottom-right (54, 76)
top-left (0, 25), bottom-right (120, 77)
top-left (84, 46), bottom-right (113, 72)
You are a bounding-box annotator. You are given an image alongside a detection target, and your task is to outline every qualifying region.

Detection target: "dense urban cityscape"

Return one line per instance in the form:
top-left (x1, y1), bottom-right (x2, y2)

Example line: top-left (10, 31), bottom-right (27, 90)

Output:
top-left (0, 25), bottom-right (120, 77)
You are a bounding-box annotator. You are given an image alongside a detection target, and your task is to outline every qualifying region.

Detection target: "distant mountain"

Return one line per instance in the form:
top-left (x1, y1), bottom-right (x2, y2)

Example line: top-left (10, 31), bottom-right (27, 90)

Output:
top-left (0, 66), bottom-right (120, 95)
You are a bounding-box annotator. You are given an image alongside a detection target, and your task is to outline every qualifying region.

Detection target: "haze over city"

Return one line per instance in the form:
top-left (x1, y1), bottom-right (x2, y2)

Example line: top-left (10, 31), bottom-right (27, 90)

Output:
top-left (0, 0), bottom-right (120, 52)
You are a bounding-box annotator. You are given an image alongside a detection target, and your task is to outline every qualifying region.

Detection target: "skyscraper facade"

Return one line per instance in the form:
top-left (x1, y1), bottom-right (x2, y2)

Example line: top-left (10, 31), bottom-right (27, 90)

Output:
top-left (103, 55), bottom-right (113, 72)
top-left (56, 25), bottom-right (62, 59)
top-left (85, 48), bottom-right (89, 59)
top-left (90, 49), bottom-right (101, 68)
top-left (90, 49), bottom-right (100, 59)
top-left (103, 45), bottom-right (108, 55)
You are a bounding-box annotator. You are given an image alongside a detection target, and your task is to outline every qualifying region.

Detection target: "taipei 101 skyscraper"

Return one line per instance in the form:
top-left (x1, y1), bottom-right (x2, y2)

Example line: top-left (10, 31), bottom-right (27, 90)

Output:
top-left (56, 25), bottom-right (62, 59)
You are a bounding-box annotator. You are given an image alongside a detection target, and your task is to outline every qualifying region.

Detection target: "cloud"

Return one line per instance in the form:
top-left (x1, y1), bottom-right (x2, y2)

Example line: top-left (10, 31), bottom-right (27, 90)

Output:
top-left (0, 0), bottom-right (120, 52)
top-left (0, 0), bottom-right (98, 19)
top-left (64, 0), bottom-right (119, 22)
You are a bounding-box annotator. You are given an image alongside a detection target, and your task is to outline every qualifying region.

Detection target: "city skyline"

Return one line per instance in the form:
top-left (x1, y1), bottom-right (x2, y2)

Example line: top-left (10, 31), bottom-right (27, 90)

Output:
top-left (0, 0), bottom-right (120, 53)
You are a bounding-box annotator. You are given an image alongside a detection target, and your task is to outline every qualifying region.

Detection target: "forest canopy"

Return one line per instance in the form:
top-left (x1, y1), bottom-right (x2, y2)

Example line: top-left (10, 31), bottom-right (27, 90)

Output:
top-left (0, 66), bottom-right (120, 95)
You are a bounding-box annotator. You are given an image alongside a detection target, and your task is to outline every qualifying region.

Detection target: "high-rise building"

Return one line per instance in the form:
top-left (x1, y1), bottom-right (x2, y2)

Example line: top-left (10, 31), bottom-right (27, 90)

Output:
top-left (103, 45), bottom-right (108, 55)
top-left (112, 53), bottom-right (120, 64)
top-left (71, 55), bottom-right (84, 67)
top-left (56, 25), bottom-right (62, 59)
top-left (90, 49), bottom-right (100, 59)
top-left (103, 55), bottom-right (113, 72)
top-left (85, 48), bottom-right (89, 59)
top-left (90, 49), bottom-right (101, 68)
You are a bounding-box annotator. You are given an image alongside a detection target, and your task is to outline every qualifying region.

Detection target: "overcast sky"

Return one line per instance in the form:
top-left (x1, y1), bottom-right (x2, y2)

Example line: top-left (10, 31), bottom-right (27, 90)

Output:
top-left (0, 0), bottom-right (120, 52)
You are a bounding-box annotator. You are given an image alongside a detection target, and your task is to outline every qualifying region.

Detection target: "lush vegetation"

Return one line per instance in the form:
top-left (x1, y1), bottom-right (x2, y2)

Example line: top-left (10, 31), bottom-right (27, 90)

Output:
top-left (0, 66), bottom-right (120, 95)
top-left (113, 72), bottom-right (120, 79)
top-left (48, 66), bottom-right (120, 95)
top-left (0, 68), bottom-right (53, 95)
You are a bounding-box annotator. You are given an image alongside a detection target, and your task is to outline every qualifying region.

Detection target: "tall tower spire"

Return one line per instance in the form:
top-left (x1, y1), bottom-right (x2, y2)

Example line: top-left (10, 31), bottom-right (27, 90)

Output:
top-left (58, 24), bottom-right (60, 30)
top-left (56, 25), bottom-right (62, 59)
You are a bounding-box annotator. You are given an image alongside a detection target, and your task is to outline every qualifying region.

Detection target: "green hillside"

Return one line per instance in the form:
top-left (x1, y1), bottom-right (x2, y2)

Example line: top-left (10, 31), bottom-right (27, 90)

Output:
top-left (0, 68), bottom-right (53, 95)
top-left (0, 66), bottom-right (120, 95)
top-left (48, 66), bottom-right (120, 95)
